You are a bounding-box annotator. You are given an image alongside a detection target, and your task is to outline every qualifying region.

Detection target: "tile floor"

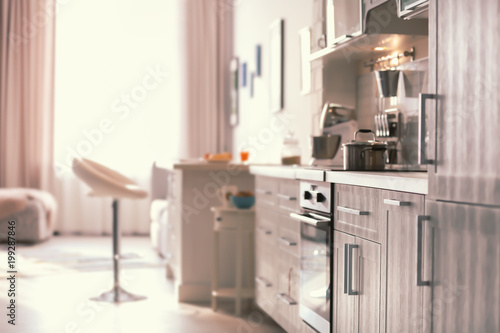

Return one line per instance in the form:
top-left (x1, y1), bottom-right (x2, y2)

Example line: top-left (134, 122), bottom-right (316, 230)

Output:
top-left (0, 236), bottom-right (285, 333)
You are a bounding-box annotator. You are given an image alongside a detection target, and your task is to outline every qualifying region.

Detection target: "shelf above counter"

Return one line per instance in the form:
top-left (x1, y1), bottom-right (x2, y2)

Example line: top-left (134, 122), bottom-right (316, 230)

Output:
top-left (309, 34), bottom-right (428, 64)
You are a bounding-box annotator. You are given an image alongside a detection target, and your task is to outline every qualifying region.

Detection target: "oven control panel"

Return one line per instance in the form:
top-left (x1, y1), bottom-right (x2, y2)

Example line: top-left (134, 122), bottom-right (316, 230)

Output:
top-left (299, 181), bottom-right (332, 214)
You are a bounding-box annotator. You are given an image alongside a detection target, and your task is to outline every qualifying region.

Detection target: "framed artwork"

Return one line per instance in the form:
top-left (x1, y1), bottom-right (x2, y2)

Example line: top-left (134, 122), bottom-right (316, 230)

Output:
top-left (269, 19), bottom-right (284, 113)
top-left (255, 45), bottom-right (262, 76)
top-left (230, 57), bottom-right (239, 126)
top-left (241, 62), bottom-right (247, 87)
top-left (299, 27), bottom-right (311, 95)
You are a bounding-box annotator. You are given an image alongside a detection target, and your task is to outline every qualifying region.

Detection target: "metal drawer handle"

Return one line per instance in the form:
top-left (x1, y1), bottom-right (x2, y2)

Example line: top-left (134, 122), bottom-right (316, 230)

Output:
top-left (338, 206), bottom-right (369, 216)
top-left (383, 199), bottom-right (411, 206)
top-left (289, 213), bottom-right (331, 228)
top-left (256, 189), bottom-right (272, 195)
top-left (418, 93), bottom-right (436, 165)
top-left (276, 293), bottom-right (297, 305)
top-left (278, 237), bottom-right (297, 247)
top-left (257, 227), bottom-right (271, 235)
top-left (348, 244), bottom-right (359, 295)
top-left (417, 215), bottom-right (431, 286)
top-left (276, 193), bottom-right (297, 201)
top-left (255, 277), bottom-right (272, 287)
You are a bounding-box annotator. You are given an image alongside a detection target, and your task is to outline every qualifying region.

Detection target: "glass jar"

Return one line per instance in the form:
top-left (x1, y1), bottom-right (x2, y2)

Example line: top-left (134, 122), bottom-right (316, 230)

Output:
top-left (281, 132), bottom-right (301, 165)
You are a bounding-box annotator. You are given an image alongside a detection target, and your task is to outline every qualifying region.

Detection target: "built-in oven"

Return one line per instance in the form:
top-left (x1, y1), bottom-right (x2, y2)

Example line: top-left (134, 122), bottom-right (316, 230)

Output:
top-left (290, 181), bottom-right (332, 333)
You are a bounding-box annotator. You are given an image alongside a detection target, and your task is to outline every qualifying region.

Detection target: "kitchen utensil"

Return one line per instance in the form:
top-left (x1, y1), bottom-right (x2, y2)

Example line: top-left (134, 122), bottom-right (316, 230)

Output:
top-left (310, 135), bottom-right (342, 159)
top-left (342, 129), bottom-right (388, 171)
top-left (319, 103), bottom-right (355, 131)
top-left (375, 70), bottom-right (400, 97)
top-left (216, 185), bottom-right (238, 208)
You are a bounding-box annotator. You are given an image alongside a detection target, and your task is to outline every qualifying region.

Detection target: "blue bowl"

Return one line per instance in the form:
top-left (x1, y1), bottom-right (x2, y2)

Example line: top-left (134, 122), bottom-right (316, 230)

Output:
top-left (230, 195), bottom-right (255, 209)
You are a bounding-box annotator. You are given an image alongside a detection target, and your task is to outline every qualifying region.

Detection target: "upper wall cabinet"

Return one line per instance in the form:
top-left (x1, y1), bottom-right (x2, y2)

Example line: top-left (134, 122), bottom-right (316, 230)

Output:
top-left (312, 0), bottom-right (428, 63)
top-left (326, 0), bottom-right (363, 47)
top-left (397, 0), bottom-right (429, 19)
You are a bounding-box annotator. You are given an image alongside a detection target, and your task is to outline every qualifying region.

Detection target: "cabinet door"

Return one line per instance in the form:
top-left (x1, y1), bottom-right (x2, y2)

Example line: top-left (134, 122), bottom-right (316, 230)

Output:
top-left (326, 0), bottom-right (362, 46)
top-left (427, 0), bottom-right (500, 205)
top-left (383, 191), bottom-right (430, 333)
top-left (427, 200), bottom-right (500, 332)
top-left (354, 237), bottom-right (381, 333)
top-left (332, 231), bottom-right (356, 333)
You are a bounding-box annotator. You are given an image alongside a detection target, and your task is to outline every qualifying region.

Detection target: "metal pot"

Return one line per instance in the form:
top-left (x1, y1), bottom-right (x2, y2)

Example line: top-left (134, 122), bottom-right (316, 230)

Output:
top-left (342, 129), bottom-right (388, 171)
top-left (310, 134), bottom-right (341, 159)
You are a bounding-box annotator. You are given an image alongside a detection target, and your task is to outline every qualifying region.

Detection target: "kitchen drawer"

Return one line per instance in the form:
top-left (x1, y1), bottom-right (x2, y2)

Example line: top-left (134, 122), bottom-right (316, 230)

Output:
top-left (277, 216), bottom-right (300, 258)
top-left (276, 250), bottom-right (301, 332)
top-left (381, 189), bottom-right (425, 215)
top-left (256, 208), bottom-right (279, 246)
top-left (255, 235), bottom-right (278, 318)
top-left (166, 171), bottom-right (180, 201)
top-left (255, 176), bottom-right (278, 207)
top-left (277, 179), bottom-right (300, 213)
top-left (334, 184), bottom-right (383, 243)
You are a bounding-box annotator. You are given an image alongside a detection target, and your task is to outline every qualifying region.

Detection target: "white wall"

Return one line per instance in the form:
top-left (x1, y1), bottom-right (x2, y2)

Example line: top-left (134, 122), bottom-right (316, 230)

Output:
top-left (231, 0), bottom-right (315, 165)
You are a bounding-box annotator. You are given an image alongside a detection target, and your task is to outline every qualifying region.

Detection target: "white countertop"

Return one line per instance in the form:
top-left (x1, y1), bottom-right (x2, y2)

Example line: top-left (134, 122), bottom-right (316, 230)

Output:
top-left (249, 164), bottom-right (428, 194)
top-left (157, 159), bottom-right (250, 172)
top-left (325, 171), bottom-right (428, 194)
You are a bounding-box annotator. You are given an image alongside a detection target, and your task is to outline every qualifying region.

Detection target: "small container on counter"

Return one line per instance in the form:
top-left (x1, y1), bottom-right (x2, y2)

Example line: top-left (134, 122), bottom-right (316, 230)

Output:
top-left (281, 132), bottom-right (301, 165)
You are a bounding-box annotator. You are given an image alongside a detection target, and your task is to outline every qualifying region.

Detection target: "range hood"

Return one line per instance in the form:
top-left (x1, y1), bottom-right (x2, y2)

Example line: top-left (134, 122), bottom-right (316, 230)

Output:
top-left (311, 0), bottom-right (428, 63)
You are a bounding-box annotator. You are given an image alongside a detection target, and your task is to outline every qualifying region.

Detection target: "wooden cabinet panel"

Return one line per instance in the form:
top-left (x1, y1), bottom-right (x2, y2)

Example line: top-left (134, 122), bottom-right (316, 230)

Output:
top-left (382, 190), bottom-right (429, 333)
top-left (277, 178), bottom-right (300, 212)
top-left (276, 251), bottom-right (301, 332)
top-left (255, 176), bottom-right (278, 207)
top-left (335, 184), bottom-right (383, 243)
top-left (277, 216), bottom-right (301, 257)
top-left (355, 237), bottom-right (381, 333)
top-left (427, 0), bottom-right (500, 205)
top-left (332, 231), bottom-right (356, 333)
top-left (428, 200), bottom-right (500, 332)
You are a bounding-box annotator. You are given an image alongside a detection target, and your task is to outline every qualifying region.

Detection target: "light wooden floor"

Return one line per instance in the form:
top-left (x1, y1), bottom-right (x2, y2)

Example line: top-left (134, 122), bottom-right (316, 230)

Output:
top-left (0, 236), bottom-right (284, 333)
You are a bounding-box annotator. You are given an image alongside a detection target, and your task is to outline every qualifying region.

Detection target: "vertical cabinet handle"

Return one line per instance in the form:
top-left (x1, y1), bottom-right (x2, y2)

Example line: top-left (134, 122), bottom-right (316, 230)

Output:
top-left (348, 244), bottom-right (359, 295)
top-left (344, 243), bottom-right (359, 295)
top-left (418, 93), bottom-right (436, 165)
top-left (417, 215), bottom-right (431, 286)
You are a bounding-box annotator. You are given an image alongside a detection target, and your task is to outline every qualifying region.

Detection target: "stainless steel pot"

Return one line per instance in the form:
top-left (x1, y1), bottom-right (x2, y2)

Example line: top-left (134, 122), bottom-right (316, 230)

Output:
top-left (311, 134), bottom-right (341, 159)
top-left (342, 129), bottom-right (388, 171)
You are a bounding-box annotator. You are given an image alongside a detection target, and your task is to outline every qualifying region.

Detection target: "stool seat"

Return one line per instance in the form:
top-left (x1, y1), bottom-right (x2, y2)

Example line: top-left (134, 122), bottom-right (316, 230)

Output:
top-left (72, 157), bottom-right (147, 199)
top-left (72, 157), bottom-right (147, 303)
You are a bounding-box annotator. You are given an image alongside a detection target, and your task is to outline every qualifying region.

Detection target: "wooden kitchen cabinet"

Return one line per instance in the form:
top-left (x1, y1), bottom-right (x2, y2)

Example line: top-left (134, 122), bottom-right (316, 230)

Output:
top-left (425, 0), bottom-right (500, 206)
top-left (254, 176), bottom-right (302, 331)
top-left (332, 230), bottom-right (381, 333)
top-left (333, 184), bottom-right (383, 333)
top-left (382, 190), bottom-right (431, 333)
top-left (427, 200), bottom-right (500, 332)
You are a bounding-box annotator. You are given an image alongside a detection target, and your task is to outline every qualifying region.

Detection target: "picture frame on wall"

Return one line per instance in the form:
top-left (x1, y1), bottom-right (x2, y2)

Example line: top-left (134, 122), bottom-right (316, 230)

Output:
top-left (299, 27), bottom-right (311, 95)
top-left (269, 19), bottom-right (284, 113)
top-left (230, 57), bottom-right (239, 126)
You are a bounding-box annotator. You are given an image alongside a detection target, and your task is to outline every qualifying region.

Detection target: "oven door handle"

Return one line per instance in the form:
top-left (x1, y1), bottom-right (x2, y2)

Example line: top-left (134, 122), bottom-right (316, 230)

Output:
top-left (289, 213), bottom-right (331, 228)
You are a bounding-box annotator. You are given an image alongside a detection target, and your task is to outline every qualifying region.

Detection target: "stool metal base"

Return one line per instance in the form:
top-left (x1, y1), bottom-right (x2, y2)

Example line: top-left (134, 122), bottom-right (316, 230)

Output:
top-left (91, 286), bottom-right (146, 303)
top-left (91, 199), bottom-right (146, 303)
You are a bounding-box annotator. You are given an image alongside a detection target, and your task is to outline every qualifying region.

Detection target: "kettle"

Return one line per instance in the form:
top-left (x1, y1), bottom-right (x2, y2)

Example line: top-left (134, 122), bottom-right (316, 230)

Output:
top-left (319, 102), bottom-right (355, 132)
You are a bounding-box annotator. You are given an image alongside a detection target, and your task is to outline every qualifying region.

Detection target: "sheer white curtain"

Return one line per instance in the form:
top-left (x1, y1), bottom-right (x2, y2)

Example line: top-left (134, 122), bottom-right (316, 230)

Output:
top-left (178, 0), bottom-right (232, 157)
top-left (53, 0), bottom-right (182, 234)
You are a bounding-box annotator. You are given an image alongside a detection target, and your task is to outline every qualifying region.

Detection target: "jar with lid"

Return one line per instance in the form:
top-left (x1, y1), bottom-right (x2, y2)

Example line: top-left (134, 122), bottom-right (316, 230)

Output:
top-left (281, 132), bottom-right (301, 165)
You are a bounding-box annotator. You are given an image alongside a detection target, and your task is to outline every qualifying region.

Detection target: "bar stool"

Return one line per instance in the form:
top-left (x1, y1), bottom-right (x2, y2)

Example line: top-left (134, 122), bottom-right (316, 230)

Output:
top-left (72, 157), bottom-right (148, 303)
top-left (211, 206), bottom-right (255, 316)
